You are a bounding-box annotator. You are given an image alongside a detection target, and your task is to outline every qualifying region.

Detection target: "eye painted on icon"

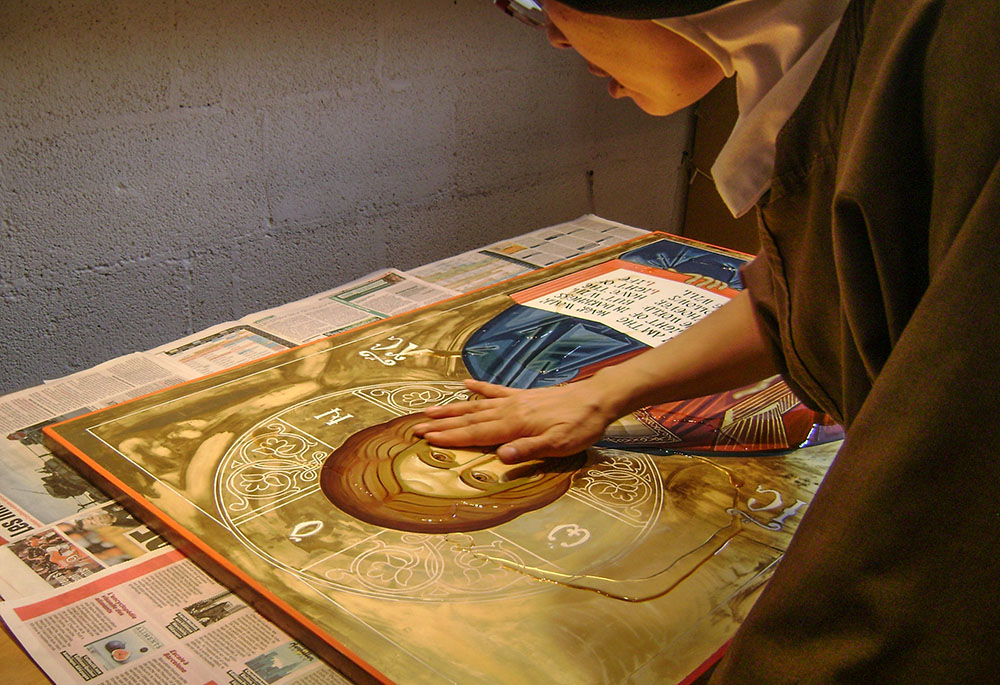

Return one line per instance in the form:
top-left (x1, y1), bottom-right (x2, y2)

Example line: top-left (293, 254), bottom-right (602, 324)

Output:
top-left (469, 470), bottom-right (498, 484)
top-left (429, 450), bottom-right (456, 466)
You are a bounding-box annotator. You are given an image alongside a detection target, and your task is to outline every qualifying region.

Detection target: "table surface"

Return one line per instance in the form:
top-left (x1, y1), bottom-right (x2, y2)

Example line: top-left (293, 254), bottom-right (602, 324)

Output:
top-left (1, 627), bottom-right (49, 684)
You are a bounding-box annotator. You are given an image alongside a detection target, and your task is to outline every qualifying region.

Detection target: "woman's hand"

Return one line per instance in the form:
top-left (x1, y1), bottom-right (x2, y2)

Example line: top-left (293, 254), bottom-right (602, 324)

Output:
top-left (415, 291), bottom-right (778, 464)
top-left (413, 376), bottom-right (625, 463)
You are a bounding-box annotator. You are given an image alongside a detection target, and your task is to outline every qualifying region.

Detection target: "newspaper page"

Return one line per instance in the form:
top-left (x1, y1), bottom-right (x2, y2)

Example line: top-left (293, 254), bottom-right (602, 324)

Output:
top-left (0, 354), bottom-right (190, 439)
top-left (0, 493), bottom-right (170, 599)
top-left (247, 269), bottom-right (459, 345)
top-left (0, 350), bottom-right (200, 593)
top-left (0, 549), bottom-right (349, 684)
top-left (484, 214), bottom-right (649, 268)
top-left (409, 214), bottom-right (648, 292)
top-left (147, 324), bottom-right (296, 379)
top-left (0, 412), bottom-right (181, 598)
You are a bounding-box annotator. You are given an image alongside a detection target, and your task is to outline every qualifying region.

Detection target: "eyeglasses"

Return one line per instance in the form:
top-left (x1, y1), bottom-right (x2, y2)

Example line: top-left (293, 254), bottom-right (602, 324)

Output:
top-left (493, 0), bottom-right (547, 29)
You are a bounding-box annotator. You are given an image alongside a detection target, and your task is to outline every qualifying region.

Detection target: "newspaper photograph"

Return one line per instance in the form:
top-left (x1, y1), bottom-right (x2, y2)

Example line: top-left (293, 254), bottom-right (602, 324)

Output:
top-left (2, 422), bottom-right (114, 541)
top-left (0, 499), bottom-right (169, 598)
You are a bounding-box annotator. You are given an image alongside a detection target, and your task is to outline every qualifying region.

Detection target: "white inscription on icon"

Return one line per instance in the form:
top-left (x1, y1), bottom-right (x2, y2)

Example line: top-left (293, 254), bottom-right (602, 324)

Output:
top-left (728, 484), bottom-right (807, 531)
top-left (359, 336), bottom-right (426, 366)
top-left (313, 407), bottom-right (354, 426)
top-left (547, 523), bottom-right (591, 548)
top-left (289, 520), bottom-right (324, 542)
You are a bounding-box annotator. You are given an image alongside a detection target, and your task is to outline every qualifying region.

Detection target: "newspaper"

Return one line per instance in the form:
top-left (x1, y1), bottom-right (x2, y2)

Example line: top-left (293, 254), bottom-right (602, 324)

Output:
top-left (0, 354), bottom-right (190, 439)
top-left (0, 549), bottom-right (349, 684)
top-left (0, 216), bottom-right (648, 683)
top-left (246, 269), bottom-right (458, 344)
top-left (148, 324), bottom-right (296, 378)
top-left (410, 214), bottom-right (647, 291)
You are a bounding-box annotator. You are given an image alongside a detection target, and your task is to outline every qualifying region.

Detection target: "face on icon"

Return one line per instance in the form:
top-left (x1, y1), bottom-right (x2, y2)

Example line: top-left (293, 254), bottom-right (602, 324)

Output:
top-left (321, 414), bottom-right (584, 533)
top-left (393, 440), bottom-right (545, 498)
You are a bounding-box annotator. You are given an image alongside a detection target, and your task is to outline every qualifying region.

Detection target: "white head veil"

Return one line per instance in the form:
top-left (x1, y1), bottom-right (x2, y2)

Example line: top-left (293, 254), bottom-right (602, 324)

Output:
top-left (657, 0), bottom-right (851, 216)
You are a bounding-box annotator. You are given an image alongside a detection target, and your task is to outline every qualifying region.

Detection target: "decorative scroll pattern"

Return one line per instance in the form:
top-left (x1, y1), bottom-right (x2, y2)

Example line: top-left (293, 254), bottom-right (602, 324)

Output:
top-left (569, 452), bottom-right (659, 525)
top-left (354, 382), bottom-right (472, 415)
top-left (220, 420), bottom-right (326, 521)
top-left (307, 532), bottom-right (537, 601)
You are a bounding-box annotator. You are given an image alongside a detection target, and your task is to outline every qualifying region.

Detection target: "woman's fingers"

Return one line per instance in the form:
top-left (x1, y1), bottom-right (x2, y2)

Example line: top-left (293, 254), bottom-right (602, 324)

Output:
top-left (419, 379), bottom-right (522, 420)
top-left (498, 434), bottom-right (579, 463)
top-left (422, 397), bottom-right (500, 419)
top-left (462, 378), bottom-right (520, 398)
top-left (417, 417), bottom-right (521, 449)
top-left (416, 377), bottom-right (616, 462)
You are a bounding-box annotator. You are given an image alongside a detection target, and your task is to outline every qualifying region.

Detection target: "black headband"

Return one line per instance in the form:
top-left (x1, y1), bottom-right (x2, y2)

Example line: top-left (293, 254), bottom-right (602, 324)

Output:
top-left (556, 0), bottom-right (730, 19)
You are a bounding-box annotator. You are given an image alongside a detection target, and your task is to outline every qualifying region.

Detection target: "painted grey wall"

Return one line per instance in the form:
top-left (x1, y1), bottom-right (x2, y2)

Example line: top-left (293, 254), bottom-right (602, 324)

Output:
top-left (0, 0), bottom-right (692, 396)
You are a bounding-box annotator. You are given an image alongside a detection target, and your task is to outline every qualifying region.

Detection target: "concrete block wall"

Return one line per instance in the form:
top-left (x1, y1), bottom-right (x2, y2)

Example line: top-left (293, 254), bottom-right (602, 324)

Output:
top-left (0, 0), bottom-right (693, 396)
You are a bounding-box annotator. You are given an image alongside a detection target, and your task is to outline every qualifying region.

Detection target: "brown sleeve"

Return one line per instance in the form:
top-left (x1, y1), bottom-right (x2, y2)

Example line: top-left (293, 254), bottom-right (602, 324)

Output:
top-left (713, 0), bottom-right (1000, 680)
top-left (738, 253), bottom-right (821, 411)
